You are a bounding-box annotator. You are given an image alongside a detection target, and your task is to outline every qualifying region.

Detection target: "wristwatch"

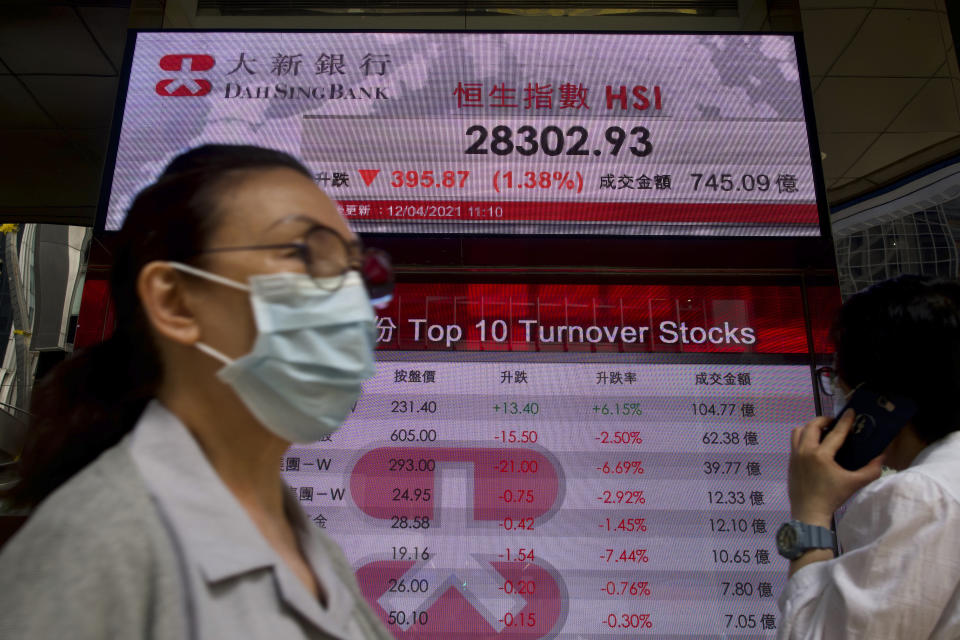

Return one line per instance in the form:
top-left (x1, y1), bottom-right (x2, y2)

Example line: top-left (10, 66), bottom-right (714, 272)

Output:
top-left (776, 520), bottom-right (836, 560)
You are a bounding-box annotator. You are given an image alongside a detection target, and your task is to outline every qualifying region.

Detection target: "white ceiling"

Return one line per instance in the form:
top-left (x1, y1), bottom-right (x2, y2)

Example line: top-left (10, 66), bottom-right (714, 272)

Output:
top-left (801, 0), bottom-right (960, 202)
top-left (0, 0), bottom-right (958, 225)
top-left (0, 3), bottom-right (129, 225)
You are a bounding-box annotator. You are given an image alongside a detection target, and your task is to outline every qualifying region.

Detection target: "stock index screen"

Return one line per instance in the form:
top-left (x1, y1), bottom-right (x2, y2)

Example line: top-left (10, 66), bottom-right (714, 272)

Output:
top-left (281, 282), bottom-right (827, 638)
top-left (104, 31), bottom-right (822, 236)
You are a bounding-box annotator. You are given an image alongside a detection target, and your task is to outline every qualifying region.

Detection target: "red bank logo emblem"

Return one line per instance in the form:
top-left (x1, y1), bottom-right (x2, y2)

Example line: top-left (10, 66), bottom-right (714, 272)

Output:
top-left (155, 54), bottom-right (214, 97)
top-left (350, 445), bottom-right (568, 637)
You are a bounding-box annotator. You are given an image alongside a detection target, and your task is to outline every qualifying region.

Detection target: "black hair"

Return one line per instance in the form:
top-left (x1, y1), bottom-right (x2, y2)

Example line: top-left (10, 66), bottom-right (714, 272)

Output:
top-left (4, 144), bottom-right (312, 507)
top-left (833, 274), bottom-right (960, 444)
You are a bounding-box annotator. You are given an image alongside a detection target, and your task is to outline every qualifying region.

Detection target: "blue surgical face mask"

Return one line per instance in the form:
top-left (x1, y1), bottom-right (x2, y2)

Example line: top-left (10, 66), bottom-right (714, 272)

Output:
top-left (169, 262), bottom-right (376, 443)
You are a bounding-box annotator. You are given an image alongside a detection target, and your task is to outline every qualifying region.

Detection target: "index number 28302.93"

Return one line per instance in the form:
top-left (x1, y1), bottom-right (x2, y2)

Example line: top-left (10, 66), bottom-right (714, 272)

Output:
top-left (465, 125), bottom-right (652, 157)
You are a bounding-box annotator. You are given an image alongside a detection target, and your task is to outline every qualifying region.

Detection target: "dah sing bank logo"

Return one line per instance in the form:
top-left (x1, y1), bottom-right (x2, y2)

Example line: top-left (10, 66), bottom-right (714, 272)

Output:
top-left (155, 54), bottom-right (215, 97)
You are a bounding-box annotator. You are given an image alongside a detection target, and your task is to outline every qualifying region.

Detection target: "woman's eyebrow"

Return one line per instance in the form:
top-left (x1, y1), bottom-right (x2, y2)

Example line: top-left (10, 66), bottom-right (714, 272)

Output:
top-left (264, 214), bottom-right (317, 232)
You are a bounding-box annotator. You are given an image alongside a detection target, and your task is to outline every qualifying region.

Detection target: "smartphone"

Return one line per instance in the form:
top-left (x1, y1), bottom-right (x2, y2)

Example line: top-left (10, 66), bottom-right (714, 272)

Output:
top-left (821, 386), bottom-right (917, 470)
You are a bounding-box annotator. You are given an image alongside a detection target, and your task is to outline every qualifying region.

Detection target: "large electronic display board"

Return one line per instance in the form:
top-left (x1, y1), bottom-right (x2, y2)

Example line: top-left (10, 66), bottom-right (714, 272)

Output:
top-left (102, 31), bottom-right (823, 236)
top-left (276, 281), bottom-right (831, 638)
top-left (84, 27), bottom-right (841, 640)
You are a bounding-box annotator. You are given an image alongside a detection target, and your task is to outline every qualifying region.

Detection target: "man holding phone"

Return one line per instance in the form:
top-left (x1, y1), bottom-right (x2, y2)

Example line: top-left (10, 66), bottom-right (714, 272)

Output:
top-left (777, 275), bottom-right (960, 639)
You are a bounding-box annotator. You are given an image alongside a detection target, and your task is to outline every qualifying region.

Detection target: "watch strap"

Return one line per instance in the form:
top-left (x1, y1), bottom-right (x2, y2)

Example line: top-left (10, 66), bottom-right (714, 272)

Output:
top-left (778, 520), bottom-right (836, 560)
top-left (802, 521), bottom-right (835, 551)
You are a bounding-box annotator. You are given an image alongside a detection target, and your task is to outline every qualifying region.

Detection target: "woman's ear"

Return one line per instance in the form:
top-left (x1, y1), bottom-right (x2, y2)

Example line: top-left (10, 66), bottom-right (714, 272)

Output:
top-left (137, 261), bottom-right (202, 346)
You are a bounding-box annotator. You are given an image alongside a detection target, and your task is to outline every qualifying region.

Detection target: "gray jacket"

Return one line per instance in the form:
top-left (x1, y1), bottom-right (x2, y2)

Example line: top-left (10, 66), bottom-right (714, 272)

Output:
top-left (0, 402), bottom-right (395, 640)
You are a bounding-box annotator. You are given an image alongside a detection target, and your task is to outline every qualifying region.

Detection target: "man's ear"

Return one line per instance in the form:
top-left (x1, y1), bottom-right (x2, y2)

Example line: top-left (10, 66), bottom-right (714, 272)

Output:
top-left (137, 261), bottom-right (201, 346)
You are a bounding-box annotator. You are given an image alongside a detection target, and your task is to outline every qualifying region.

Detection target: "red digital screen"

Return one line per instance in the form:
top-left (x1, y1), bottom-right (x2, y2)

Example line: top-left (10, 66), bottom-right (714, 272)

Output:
top-left (279, 281), bottom-right (819, 638)
top-left (372, 282), bottom-right (815, 355)
top-left (103, 32), bottom-right (823, 237)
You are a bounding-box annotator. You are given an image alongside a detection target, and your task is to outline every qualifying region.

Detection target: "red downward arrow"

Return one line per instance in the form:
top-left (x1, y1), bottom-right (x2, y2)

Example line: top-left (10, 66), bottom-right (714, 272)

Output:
top-left (358, 169), bottom-right (380, 186)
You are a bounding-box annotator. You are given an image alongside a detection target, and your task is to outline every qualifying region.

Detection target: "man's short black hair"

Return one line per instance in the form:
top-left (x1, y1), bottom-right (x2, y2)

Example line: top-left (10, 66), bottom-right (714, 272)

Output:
top-left (834, 274), bottom-right (960, 444)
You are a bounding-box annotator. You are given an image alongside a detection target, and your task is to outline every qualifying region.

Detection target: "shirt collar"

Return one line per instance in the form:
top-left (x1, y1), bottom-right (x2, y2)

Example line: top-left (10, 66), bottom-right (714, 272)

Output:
top-left (910, 429), bottom-right (960, 468)
top-left (129, 400), bottom-right (354, 633)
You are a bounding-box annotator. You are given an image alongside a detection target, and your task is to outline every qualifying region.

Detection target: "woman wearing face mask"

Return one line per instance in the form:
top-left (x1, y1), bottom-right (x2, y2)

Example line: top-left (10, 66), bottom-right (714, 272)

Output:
top-left (0, 145), bottom-right (396, 639)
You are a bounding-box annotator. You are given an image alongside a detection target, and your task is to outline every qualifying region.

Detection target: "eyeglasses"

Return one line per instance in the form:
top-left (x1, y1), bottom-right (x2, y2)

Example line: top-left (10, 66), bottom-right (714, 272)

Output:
top-left (816, 366), bottom-right (839, 397)
top-left (198, 224), bottom-right (394, 303)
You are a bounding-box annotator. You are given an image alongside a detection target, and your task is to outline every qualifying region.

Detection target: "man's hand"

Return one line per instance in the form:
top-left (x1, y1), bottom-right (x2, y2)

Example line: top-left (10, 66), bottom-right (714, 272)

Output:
top-left (789, 410), bottom-right (885, 528)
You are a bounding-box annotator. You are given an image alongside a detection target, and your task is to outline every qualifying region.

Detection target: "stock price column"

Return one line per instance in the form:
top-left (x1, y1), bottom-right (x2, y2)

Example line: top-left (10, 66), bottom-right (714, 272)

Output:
top-left (281, 361), bottom-right (811, 638)
top-left (536, 363), bottom-right (793, 636)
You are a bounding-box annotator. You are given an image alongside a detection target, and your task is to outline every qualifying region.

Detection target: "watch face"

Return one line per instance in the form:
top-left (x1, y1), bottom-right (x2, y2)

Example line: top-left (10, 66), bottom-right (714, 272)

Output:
top-left (777, 523), bottom-right (797, 550)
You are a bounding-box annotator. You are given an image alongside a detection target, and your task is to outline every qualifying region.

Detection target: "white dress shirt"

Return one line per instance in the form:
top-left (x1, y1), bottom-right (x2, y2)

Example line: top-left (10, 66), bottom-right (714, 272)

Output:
top-left (778, 430), bottom-right (960, 639)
